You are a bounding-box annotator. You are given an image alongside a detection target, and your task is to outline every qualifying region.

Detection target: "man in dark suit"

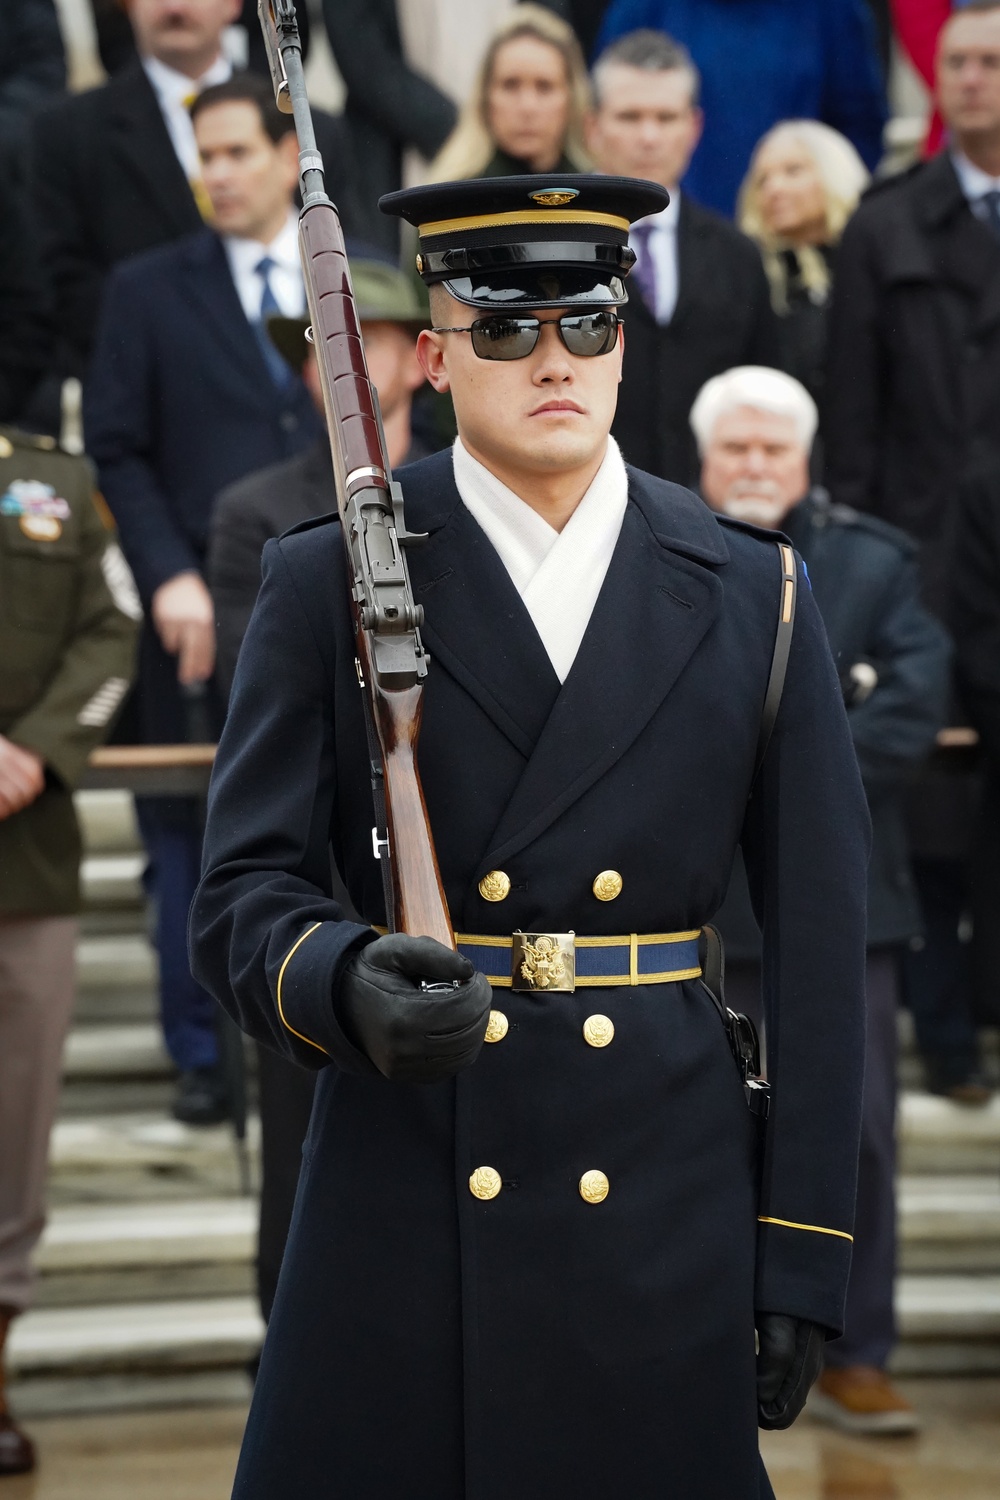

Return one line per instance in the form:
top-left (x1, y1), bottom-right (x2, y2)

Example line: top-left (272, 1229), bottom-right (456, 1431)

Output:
top-left (207, 256), bottom-right (433, 1325)
top-left (31, 0), bottom-right (356, 401)
top-left (825, 0), bottom-right (1000, 1101)
top-left (85, 73), bottom-right (320, 1123)
top-left (586, 28), bottom-right (779, 487)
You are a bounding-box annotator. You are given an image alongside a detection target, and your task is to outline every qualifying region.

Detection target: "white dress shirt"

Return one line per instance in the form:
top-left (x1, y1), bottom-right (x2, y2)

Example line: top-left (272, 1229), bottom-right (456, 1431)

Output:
top-left (224, 211), bottom-right (306, 324)
top-left (951, 150), bottom-right (1000, 232)
top-left (452, 436), bottom-right (629, 683)
top-left (629, 190), bottom-right (681, 325)
top-left (141, 53), bottom-right (232, 183)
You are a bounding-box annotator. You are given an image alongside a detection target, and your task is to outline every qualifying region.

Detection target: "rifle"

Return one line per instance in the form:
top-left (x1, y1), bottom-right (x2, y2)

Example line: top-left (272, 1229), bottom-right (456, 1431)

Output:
top-left (258, 0), bottom-right (454, 949)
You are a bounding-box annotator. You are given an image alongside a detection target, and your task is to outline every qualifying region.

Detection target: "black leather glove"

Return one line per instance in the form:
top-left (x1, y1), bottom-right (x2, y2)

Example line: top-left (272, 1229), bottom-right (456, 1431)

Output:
top-left (337, 934), bottom-right (492, 1084)
top-left (756, 1313), bottom-right (825, 1430)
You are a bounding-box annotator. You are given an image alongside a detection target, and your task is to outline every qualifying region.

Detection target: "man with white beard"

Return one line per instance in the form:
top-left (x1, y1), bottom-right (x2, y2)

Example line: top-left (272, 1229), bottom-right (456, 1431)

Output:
top-left (694, 365), bottom-right (951, 1436)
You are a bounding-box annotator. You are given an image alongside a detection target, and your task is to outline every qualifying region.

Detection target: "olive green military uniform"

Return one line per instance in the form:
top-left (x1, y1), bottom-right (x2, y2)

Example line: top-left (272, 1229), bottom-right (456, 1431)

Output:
top-left (0, 425), bottom-right (139, 1320)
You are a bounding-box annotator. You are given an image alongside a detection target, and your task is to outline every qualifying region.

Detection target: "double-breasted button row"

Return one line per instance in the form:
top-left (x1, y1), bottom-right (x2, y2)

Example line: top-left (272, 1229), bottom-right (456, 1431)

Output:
top-left (469, 1167), bottom-right (610, 1203)
top-left (477, 869), bottom-right (624, 901)
top-left (482, 1010), bottom-right (613, 1048)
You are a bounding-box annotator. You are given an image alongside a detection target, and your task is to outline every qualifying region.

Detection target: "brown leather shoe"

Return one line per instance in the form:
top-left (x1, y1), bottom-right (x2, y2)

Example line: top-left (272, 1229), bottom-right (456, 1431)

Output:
top-left (809, 1365), bottom-right (920, 1435)
top-left (0, 1411), bottom-right (35, 1476)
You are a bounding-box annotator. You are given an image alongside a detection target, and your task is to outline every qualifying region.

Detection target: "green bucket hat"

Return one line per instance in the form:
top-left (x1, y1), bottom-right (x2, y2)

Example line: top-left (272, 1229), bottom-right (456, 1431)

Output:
top-left (267, 259), bottom-right (429, 373)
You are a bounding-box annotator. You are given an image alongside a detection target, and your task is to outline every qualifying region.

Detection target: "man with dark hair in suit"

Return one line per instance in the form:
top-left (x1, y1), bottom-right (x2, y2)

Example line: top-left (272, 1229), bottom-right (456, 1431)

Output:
top-left (84, 72), bottom-right (320, 1123)
top-left (586, 29), bottom-right (779, 487)
top-left (31, 0), bottom-right (356, 410)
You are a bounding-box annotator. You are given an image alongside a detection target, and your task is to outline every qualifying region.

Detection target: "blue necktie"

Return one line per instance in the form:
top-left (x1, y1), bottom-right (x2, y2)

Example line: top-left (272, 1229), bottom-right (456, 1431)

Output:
top-left (253, 255), bottom-right (294, 388)
top-left (978, 189), bottom-right (1000, 241)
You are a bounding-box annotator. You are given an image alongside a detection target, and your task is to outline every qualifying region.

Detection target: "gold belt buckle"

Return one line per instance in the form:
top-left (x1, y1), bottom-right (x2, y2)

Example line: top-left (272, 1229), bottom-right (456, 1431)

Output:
top-left (510, 931), bottom-right (576, 992)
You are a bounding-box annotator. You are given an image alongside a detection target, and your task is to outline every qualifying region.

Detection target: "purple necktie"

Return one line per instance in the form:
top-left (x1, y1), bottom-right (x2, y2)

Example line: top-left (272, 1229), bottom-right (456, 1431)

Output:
top-left (629, 220), bottom-right (659, 314)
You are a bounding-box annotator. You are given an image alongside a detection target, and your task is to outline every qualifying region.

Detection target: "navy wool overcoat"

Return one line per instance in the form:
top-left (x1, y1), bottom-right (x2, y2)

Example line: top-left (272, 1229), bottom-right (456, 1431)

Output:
top-left (190, 452), bottom-right (870, 1500)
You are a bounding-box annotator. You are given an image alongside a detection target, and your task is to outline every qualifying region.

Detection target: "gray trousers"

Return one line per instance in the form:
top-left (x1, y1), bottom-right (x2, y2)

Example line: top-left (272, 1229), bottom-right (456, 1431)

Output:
top-left (0, 916), bottom-right (77, 1313)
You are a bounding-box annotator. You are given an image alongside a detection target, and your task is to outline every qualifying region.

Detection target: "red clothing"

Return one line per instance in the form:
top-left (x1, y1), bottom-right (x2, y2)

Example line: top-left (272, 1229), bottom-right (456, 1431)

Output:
top-left (890, 0), bottom-right (953, 155)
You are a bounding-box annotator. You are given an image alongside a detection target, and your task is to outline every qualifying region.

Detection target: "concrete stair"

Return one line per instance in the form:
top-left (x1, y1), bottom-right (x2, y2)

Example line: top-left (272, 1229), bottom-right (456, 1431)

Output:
top-left (6, 789), bottom-right (1000, 1414)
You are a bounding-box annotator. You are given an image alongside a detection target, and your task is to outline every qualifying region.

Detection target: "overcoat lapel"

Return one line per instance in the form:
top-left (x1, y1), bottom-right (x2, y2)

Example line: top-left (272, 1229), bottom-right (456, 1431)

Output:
top-left (405, 458), bottom-right (561, 758)
top-left (401, 455), bottom-right (728, 867)
top-left (108, 64), bottom-right (200, 237)
top-left (480, 476), bottom-right (727, 869)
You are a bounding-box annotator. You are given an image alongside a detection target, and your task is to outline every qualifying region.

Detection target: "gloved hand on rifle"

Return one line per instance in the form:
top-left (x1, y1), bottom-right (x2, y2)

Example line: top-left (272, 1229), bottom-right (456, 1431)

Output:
top-left (755, 1313), bottom-right (825, 1429)
top-left (337, 935), bottom-right (492, 1084)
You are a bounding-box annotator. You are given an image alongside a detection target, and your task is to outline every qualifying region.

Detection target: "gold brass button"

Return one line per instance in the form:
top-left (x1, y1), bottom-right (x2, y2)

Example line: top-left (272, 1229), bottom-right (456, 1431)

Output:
top-left (579, 1169), bottom-right (610, 1204)
top-left (415, 253), bottom-right (424, 273)
top-left (582, 1014), bottom-right (615, 1048)
top-left (478, 869), bottom-right (511, 902)
top-left (0, 435), bottom-right (12, 458)
top-left (484, 1009), bottom-right (508, 1043)
top-left (592, 870), bottom-right (623, 901)
top-left (469, 1166), bottom-right (502, 1200)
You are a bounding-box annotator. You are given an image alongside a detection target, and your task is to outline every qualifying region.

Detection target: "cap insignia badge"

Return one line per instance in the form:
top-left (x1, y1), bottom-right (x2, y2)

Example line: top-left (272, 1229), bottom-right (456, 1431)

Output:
top-left (529, 188), bottom-right (579, 207)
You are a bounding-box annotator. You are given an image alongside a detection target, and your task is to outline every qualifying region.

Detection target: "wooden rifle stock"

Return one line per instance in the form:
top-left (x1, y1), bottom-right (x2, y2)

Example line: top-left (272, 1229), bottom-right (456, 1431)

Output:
top-left (259, 2), bottom-right (453, 948)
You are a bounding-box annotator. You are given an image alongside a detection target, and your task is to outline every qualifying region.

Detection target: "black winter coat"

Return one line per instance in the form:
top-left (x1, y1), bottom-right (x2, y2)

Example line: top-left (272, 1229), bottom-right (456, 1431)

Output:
top-left (190, 453), bottom-right (869, 1500)
top-left (717, 492), bottom-right (950, 962)
top-left (612, 195), bottom-right (779, 487)
top-left (824, 153), bottom-right (1000, 620)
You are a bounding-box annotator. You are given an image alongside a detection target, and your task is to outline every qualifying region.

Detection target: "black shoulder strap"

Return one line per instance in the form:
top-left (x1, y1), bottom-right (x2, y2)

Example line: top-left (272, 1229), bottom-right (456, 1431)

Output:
top-left (753, 541), bottom-right (798, 782)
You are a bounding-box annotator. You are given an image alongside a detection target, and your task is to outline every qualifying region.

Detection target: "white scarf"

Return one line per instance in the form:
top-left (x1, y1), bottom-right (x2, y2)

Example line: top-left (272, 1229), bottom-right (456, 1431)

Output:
top-left (452, 437), bottom-right (629, 683)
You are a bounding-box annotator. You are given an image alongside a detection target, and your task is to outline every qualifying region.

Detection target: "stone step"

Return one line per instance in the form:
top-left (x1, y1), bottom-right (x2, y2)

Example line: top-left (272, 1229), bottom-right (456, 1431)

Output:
top-left (62, 1022), bottom-right (170, 1080)
top-left (49, 1111), bottom-right (259, 1205)
top-left (34, 1199), bottom-right (256, 1308)
top-left (75, 789), bottom-right (140, 854)
top-left (32, 1175), bottom-right (1000, 1310)
top-left (72, 933), bottom-right (158, 1024)
top-left (5, 1296), bottom-right (264, 1381)
top-left (898, 1090), bottom-right (1000, 1173)
top-left (81, 851), bottom-right (145, 909)
top-left (7, 1277), bottom-right (1000, 1386)
top-left (898, 1175), bottom-right (1000, 1272)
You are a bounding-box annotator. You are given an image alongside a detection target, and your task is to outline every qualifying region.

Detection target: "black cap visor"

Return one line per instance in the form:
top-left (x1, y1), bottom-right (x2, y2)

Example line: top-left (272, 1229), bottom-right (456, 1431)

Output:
top-left (440, 266), bottom-right (629, 311)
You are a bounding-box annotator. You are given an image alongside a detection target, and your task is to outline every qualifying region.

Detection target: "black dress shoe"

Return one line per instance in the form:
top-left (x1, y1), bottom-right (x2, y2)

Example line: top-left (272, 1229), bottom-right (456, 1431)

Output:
top-left (0, 1411), bottom-right (35, 1475)
top-left (172, 1066), bottom-right (229, 1126)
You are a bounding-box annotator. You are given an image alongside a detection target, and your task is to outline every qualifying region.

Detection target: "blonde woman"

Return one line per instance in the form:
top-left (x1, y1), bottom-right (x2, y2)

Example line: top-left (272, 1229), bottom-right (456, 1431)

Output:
top-left (738, 120), bottom-right (869, 407)
top-left (427, 4), bottom-right (590, 181)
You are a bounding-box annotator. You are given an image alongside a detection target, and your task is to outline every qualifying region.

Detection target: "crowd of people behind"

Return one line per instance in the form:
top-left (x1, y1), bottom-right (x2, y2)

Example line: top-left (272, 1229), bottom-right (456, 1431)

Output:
top-left (2, 0), bottom-right (1000, 1478)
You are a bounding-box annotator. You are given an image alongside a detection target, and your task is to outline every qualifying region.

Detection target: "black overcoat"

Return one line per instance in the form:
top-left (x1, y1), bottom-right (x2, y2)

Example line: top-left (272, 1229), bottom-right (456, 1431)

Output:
top-left (190, 452), bottom-right (869, 1500)
top-left (718, 491), bottom-right (950, 961)
top-left (612, 196), bottom-right (779, 488)
top-left (824, 153), bottom-right (1000, 621)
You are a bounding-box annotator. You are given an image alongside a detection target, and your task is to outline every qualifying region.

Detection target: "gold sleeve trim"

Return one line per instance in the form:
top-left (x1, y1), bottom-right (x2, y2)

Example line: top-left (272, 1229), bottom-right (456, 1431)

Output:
top-left (758, 1215), bottom-right (853, 1243)
top-left (276, 922), bottom-right (328, 1055)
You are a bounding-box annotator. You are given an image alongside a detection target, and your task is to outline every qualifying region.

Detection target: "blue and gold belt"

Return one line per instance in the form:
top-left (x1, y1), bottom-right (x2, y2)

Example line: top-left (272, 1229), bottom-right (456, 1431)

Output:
top-left (456, 929), bottom-right (702, 992)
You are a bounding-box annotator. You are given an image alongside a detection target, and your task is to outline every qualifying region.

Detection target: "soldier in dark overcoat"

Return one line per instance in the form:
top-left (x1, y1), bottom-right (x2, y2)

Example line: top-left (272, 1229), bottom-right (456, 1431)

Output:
top-left (190, 176), bottom-right (870, 1499)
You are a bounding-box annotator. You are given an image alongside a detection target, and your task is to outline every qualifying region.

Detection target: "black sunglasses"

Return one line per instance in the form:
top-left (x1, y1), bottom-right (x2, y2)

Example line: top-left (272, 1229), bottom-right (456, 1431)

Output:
top-left (431, 310), bottom-right (621, 361)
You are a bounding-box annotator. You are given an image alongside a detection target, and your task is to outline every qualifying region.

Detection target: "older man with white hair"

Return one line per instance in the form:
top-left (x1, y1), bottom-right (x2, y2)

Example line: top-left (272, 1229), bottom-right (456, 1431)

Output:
top-left (694, 365), bottom-right (951, 1435)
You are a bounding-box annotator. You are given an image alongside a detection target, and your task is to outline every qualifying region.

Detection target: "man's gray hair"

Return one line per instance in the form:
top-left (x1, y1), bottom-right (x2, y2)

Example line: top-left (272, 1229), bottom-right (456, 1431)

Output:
top-left (690, 366), bottom-right (818, 454)
top-left (592, 29), bottom-right (701, 108)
